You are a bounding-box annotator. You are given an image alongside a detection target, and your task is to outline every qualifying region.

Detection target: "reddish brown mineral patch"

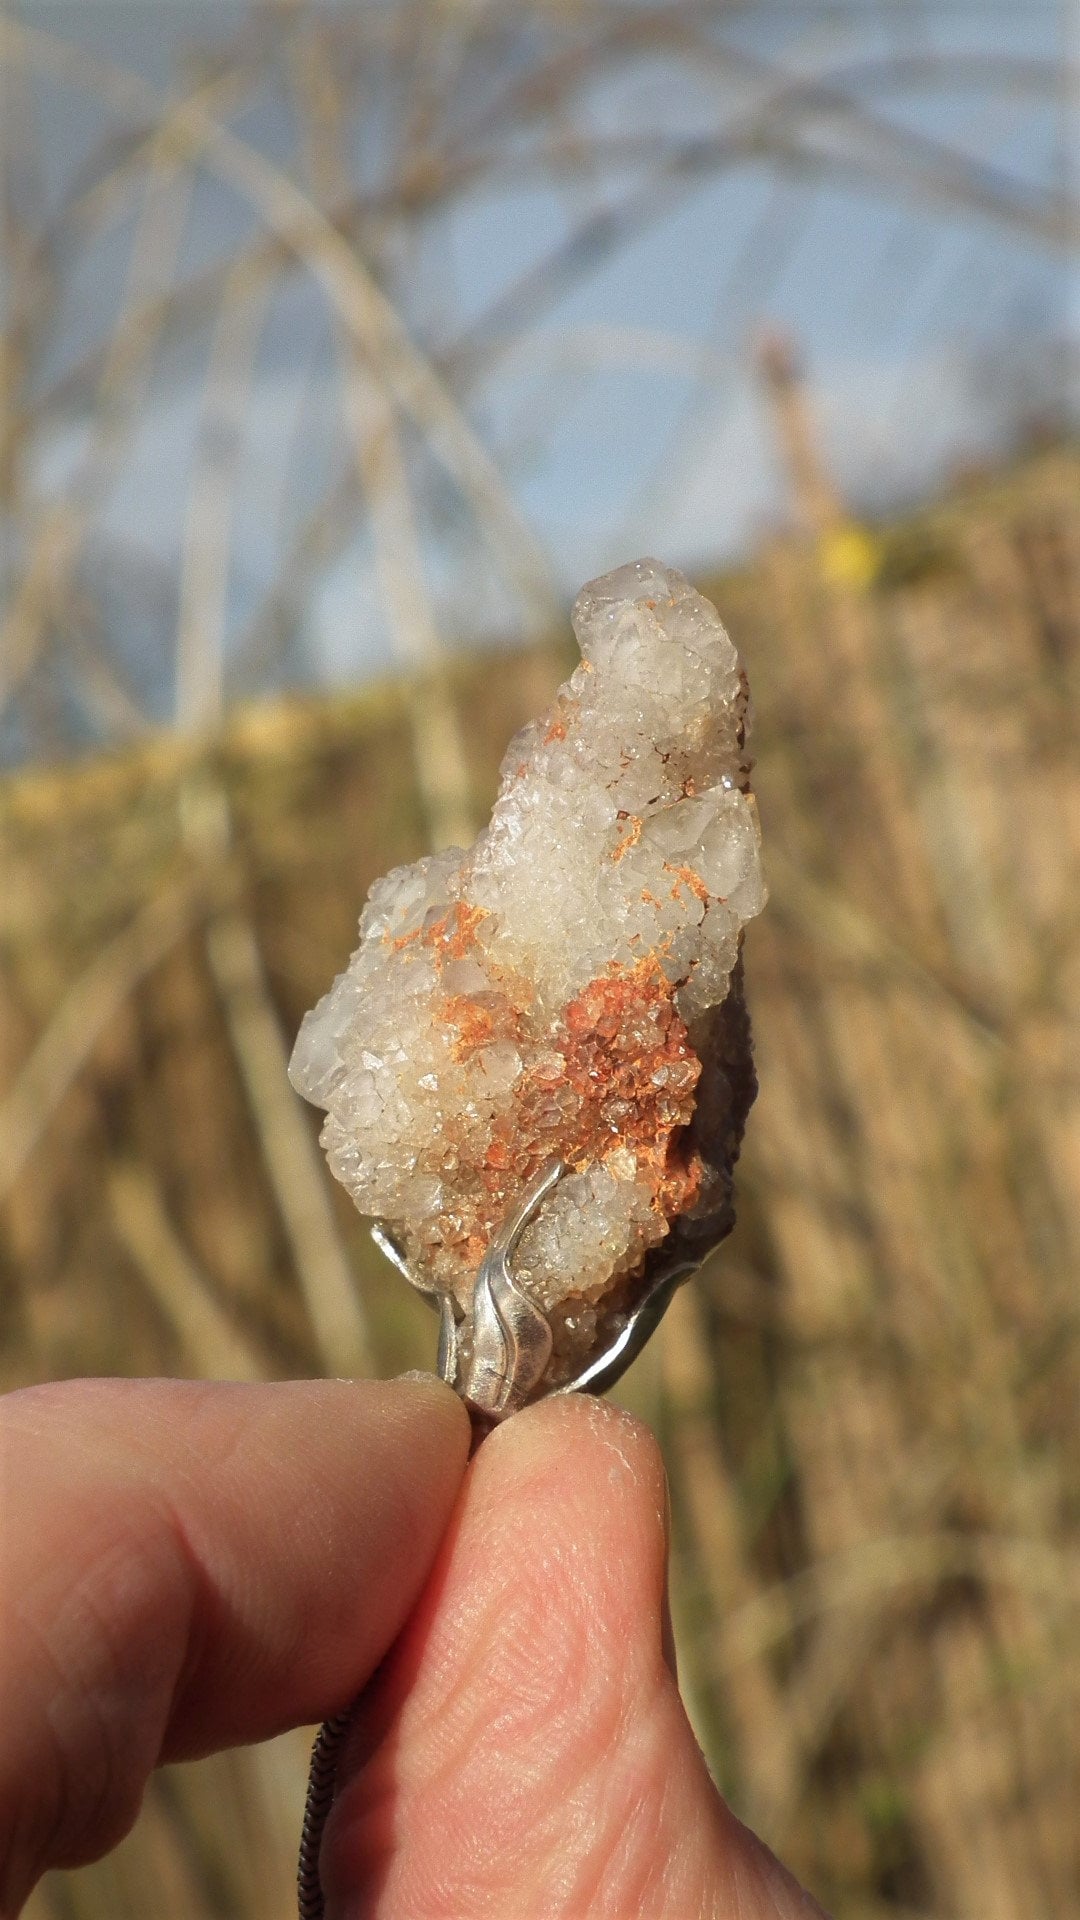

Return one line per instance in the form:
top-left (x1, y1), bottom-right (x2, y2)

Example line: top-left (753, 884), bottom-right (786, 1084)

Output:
top-left (418, 956), bottom-right (704, 1298)
top-left (443, 995), bottom-right (500, 1055)
top-left (552, 961), bottom-right (703, 1218)
top-left (667, 863), bottom-right (711, 906)
top-left (391, 899), bottom-right (489, 958)
top-left (610, 813), bottom-right (643, 861)
top-left (432, 901), bottom-right (489, 958)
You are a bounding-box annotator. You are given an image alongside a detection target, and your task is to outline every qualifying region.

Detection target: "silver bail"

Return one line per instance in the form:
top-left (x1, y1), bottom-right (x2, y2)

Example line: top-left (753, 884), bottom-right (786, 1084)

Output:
top-left (447, 1157), bottom-right (564, 1420)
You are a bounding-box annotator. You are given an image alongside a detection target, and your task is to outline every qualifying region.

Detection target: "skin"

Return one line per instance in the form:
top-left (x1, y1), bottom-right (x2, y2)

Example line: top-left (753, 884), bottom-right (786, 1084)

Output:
top-left (0, 1376), bottom-right (825, 1920)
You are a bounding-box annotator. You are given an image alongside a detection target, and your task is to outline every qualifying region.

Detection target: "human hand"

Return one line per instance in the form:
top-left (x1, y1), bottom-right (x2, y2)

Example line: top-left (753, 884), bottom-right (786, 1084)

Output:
top-left (0, 1375), bottom-right (470, 1916)
top-left (318, 1394), bottom-right (825, 1919)
top-left (0, 1379), bottom-right (825, 1919)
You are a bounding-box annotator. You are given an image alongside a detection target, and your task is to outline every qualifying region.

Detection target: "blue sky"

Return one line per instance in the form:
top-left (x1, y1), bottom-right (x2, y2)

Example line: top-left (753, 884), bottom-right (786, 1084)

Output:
top-left (3, 1), bottom-right (1075, 749)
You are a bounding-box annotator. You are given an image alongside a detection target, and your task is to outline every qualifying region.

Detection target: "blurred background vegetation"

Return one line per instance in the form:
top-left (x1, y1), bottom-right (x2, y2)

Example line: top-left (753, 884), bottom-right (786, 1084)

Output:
top-left (1, 2), bottom-right (1078, 1916)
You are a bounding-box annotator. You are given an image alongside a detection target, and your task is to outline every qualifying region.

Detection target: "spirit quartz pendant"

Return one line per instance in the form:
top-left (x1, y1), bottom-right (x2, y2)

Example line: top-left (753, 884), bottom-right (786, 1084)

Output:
top-left (289, 561), bottom-right (765, 1421)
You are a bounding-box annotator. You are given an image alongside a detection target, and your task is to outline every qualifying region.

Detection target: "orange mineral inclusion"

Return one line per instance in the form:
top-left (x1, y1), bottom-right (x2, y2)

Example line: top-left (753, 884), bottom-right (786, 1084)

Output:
top-left (430, 944), bottom-right (703, 1287)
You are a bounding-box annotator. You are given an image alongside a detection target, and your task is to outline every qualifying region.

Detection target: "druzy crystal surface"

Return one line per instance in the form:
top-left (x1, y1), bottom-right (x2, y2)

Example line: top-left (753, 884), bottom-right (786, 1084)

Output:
top-left (290, 560), bottom-right (765, 1390)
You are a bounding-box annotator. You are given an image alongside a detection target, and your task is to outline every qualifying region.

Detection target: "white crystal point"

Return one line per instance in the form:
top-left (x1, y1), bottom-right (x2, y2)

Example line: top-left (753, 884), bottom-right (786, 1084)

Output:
top-left (290, 561), bottom-right (765, 1390)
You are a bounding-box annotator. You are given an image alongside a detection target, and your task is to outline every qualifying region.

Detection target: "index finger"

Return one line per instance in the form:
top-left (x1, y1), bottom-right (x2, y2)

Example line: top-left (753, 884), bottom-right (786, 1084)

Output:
top-left (0, 1374), bottom-right (469, 1908)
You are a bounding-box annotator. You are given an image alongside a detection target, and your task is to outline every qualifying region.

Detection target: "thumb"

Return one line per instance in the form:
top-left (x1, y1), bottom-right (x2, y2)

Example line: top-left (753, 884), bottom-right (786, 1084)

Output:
top-left (323, 1394), bottom-right (826, 1919)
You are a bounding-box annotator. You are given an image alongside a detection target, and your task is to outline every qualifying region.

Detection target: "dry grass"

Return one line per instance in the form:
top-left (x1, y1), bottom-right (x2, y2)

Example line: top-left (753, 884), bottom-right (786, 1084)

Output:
top-left (2, 8), bottom-right (1076, 1914)
top-left (2, 441), bottom-right (1077, 1918)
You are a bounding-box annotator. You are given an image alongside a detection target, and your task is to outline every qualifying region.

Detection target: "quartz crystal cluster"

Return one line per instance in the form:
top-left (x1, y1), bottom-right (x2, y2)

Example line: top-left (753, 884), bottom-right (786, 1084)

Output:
top-left (290, 560), bottom-right (765, 1393)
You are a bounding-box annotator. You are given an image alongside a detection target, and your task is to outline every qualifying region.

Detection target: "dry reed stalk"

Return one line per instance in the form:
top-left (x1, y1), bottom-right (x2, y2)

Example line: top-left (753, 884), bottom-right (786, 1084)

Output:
top-left (0, 880), bottom-right (202, 1204)
top-left (228, 468), bottom-right (361, 693)
top-left (126, 930), bottom-right (279, 1332)
top-left (107, 1160), bottom-right (266, 1381)
top-left (56, 603), bottom-right (148, 744)
top-left (347, 380), bottom-right (478, 852)
top-left (744, 929), bottom-right (875, 1339)
top-left (947, 525), bottom-right (1080, 1291)
top-left (175, 260), bottom-right (274, 735)
top-left (915, 1618), bottom-right (1041, 1920)
top-left (0, 113), bottom-right (197, 724)
top-left (170, 764), bottom-right (373, 1376)
top-left (661, 1283), bottom-right (797, 1827)
top-left (729, 416), bottom-right (1080, 1905)
top-left (891, 565), bottom-right (1080, 1920)
top-left (286, 31), bottom-right (476, 853)
top-left (0, 18), bottom-right (559, 632)
top-left (719, 1533), bottom-right (1080, 1666)
top-left (204, 902), bottom-right (372, 1377)
top-left (759, 341), bottom-right (954, 970)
